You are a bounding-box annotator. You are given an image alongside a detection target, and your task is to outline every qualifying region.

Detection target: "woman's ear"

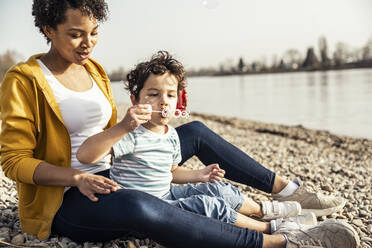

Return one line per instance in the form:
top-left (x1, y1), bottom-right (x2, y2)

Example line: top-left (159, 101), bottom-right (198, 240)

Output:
top-left (130, 95), bottom-right (137, 105)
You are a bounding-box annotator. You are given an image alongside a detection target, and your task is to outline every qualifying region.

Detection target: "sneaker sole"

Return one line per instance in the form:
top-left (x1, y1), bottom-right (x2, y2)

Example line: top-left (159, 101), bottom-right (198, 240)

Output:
top-left (302, 200), bottom-right (346, 217)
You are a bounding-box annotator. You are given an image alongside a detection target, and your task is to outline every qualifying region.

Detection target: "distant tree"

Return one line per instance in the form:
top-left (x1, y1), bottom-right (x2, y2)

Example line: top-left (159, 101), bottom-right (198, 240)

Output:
top-left (362, 37), bottom-right (372, 61)
top-left (302, 47), bottom-right (319, 68)
top-left (108, 66), bottom-right (126, 82)
top-left (0, 50), bottom-right (21, 80)
top-left (251, 62), bottom-right (257, 72)
top-left (219, 64), bottom-right (225, 73)
top-left (220, 58), bottom-right (235, 73)
top-left (318, 36), bottom-right (330, 66)
top-left (278, 59), bottom-right (286, 70)
top-left (333, 42), bottom-right (350, 65)
top-left (271, 54), bottom-right (279, 69)
top-left (237, 57), bottom-right (245, 72)
top-left (283, 49), bottom-right (303, 69)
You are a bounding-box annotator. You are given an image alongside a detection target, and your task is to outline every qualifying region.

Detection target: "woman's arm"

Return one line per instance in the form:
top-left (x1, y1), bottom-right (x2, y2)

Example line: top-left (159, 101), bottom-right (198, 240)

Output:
top-left (33, 162), bottom-right (120, 201)
top-left (171, 163), bottom-right (225, 184)
top-left (77, 104), bottom-right (152, 164)
top-left (0, 73), bottom-right (120, 201)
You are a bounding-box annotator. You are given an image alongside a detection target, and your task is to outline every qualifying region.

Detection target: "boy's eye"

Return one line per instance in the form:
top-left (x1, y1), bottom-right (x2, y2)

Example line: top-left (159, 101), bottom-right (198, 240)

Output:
top-left (91, 32), bottom-right (98, 36)
top-left (149, 93), bottom-right (158, 97)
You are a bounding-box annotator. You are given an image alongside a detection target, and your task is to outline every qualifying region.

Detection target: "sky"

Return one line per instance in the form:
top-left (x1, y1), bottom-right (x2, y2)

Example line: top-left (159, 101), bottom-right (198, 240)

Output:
top-left (0, 0), bottom-right (371, 72)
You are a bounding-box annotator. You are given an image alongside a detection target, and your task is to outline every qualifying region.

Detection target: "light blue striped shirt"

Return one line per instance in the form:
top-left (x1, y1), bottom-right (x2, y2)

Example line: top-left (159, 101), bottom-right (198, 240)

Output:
top-left (111, 125), bottom-right (182, 197)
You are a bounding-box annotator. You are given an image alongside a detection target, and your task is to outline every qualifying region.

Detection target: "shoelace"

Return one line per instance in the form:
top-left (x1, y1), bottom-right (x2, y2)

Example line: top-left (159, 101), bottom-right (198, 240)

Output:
top-left (299, 239), bottom-right (323, 246)
top-left (289, 230), bottom-right (325, 248)
top-left (290, 239), bottom-right (324, 248)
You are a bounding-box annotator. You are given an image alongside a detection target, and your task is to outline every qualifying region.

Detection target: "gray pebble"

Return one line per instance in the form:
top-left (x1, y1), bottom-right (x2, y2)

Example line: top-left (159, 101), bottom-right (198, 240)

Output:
top-left (11, 233), bottom-right (24, 244)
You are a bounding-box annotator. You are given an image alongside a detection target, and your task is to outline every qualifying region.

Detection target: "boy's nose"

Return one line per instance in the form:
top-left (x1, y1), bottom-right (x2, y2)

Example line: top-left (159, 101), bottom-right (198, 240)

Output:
top-left (160, 96), bottom-right (169, 106)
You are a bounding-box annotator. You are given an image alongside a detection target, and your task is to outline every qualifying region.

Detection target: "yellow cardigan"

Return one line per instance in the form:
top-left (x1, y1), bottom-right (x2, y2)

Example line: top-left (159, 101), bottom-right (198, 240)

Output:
top-left (0, 54), bottom-right (117, 240)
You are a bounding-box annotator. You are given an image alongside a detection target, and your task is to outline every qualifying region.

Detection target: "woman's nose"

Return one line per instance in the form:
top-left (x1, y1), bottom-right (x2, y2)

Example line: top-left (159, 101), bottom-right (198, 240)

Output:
top-left (81, 34), bottom-right (96, 48)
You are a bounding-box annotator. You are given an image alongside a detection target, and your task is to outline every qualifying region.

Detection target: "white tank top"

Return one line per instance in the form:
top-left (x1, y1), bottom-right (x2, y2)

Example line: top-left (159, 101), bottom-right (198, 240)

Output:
top-left (37, 59), bottom-right (112, 174)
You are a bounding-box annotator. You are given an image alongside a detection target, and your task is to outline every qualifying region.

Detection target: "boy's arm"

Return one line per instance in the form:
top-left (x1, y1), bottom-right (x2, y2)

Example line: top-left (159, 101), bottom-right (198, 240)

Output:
top-left (171, 165), bottom-right (201, 184)
top-left (171, 163), bottom-right (225, 184)
top-left (77, 122), bottom-right (129, 164)
top-left (77, 104), bottom-right (151, 164)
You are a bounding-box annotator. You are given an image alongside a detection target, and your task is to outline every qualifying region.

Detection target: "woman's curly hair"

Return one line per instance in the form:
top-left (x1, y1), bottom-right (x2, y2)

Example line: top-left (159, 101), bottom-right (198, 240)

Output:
top-left (126, 51), bottom-right (186, 101)
top-left (32, 0), bottom-right (109, 43)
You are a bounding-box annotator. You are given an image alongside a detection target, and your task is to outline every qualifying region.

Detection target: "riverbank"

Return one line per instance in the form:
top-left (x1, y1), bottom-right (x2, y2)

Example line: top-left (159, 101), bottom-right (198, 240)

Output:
top-left (1, 103), bottom-right (371, 247)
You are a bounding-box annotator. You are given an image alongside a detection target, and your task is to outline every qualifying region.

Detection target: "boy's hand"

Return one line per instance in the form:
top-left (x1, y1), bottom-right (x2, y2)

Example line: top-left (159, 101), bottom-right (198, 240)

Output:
top-left (199, 163), bottom-right (225, 183)
top-left (120, 104), bottom-right (152, 132)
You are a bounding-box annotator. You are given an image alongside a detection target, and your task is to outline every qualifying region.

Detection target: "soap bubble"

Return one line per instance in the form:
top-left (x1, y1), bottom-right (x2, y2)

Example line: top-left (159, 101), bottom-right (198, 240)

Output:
top-left (201, 0), bottom-right (219, 9)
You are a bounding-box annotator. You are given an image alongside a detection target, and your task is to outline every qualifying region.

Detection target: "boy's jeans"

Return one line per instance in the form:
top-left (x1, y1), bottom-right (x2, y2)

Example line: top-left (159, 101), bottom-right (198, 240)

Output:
top-left (163, 182), bottom-right (244, 225)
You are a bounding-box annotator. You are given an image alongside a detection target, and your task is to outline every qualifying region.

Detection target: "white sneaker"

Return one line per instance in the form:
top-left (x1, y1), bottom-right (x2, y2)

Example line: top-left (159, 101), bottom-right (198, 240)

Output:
top-left (261, 200), bottom-right (301, 220)
top-left (270, 212), bottom-right (317, 233)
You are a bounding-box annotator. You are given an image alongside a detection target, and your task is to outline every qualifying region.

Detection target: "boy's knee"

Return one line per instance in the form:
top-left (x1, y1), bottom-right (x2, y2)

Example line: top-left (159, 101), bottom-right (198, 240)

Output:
top-left (208, 182), bottom-right (239, 197)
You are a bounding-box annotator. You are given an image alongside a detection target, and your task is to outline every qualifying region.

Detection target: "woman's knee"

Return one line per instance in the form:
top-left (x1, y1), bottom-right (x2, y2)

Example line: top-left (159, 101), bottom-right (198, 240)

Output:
top-left (114, 189), bottom-right (164, 224)
top-left (181, 121), bottom-right (211, 136)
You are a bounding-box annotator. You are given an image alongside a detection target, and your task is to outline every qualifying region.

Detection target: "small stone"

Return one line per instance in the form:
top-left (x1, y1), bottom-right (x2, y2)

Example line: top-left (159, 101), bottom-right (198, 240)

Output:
top-left (67, 243), bottom-right (78, 248)
top-left (367, 224), bottom-right (372, 233)
top-left (361, 236), bottom-right (372, 242)
top-left (321, 184), bottom-right (333, 192)
top-left (352, 219), bottom-right (364, 227)
top-left (127, 241), bottom-right (136, 248)
top-left (58, 241), bottom-right (69, 248)
top-left (11, 233), bottom-right (25, 245)
top-left (359, 210), bottom-right (369, 217)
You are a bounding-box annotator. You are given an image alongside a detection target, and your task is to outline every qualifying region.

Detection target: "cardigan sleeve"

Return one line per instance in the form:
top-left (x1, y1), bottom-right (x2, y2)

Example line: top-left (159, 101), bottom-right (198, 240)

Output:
top-left (0, 72), bottom-right (43, 184)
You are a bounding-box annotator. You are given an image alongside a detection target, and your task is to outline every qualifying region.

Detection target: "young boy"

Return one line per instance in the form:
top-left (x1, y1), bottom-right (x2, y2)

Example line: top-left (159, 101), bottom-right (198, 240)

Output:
top-left (77, 51), bottom-right (316, 233)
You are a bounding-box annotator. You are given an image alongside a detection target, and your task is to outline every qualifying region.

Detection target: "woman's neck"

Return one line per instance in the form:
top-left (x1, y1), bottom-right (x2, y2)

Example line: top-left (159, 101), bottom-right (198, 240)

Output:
top-left (40, 48), bottom-right (82, 74)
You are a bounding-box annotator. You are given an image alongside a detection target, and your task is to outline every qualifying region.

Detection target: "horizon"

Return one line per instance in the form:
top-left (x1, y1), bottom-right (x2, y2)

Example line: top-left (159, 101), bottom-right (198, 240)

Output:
top-left (0, 0), bottom-right (371, 72)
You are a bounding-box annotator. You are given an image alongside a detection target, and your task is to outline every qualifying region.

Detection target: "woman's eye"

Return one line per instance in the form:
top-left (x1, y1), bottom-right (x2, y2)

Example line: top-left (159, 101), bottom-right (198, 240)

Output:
top-left (70, 33), bottom-right (80, 38)
top-left (91, 32), bottom-right (98, 36)
top-left (149, 94), bottom-right (158, 97)
top-left (169, 94), bottom-right (176, 98)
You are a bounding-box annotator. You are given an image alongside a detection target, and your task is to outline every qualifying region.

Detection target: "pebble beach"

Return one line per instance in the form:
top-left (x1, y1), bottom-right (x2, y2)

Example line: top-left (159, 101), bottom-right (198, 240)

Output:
top-left (1, 103), bottom-right (371, 248)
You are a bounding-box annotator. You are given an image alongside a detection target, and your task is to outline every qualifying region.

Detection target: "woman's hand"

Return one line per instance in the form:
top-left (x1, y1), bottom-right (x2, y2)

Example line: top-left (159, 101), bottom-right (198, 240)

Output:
top-left (119, 104), bottom-right (152, 132)
top-left (199, 163), bottom-right (225, 183)
top-left (74, 173), bottom-right (121, 202)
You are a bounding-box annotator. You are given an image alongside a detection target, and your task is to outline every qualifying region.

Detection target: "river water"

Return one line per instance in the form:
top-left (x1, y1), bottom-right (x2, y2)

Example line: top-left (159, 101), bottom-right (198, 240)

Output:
top-left (111, 68), bottom-right (372, 140)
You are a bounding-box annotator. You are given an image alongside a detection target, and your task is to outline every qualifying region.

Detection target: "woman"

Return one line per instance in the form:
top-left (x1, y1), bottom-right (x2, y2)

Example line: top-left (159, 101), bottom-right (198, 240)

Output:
top-left (0, 1), bottom-right (358, 247)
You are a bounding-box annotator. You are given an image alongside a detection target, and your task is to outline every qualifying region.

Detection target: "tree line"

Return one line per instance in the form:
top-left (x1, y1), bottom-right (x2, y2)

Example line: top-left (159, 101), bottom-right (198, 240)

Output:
top-left (188, 36), bottom-right (372, 77)
top-left (1, 35), bottom-right (372, 81)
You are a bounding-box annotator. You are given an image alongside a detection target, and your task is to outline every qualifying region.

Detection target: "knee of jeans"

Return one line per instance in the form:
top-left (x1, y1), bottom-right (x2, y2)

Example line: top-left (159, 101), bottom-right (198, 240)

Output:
top-left (192, 195), bottom-right (233, 223)
top-left (188, 121), bottom-right (215, 141)
top-left (116, 189), bottom-right (162, 225)
top-left (218, 182), bottom-right (240, 195)
top-left (188, 120), bottom-right (206, 129)
top-left (185, 121), bottom-right (209, 135)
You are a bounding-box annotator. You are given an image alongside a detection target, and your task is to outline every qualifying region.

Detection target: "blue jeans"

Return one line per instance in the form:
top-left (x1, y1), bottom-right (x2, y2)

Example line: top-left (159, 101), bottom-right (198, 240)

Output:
top-left (52, 121), bottom-right (274, 247)
top-left (164, 182), bottom-right (244, 225)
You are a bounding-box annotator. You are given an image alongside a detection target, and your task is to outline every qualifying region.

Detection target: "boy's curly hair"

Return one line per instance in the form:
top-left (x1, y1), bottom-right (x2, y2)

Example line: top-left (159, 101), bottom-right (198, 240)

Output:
top-left (126, 51), bottom-right (186, 101)
top-left (32, 0), bottom-right (109, 43)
